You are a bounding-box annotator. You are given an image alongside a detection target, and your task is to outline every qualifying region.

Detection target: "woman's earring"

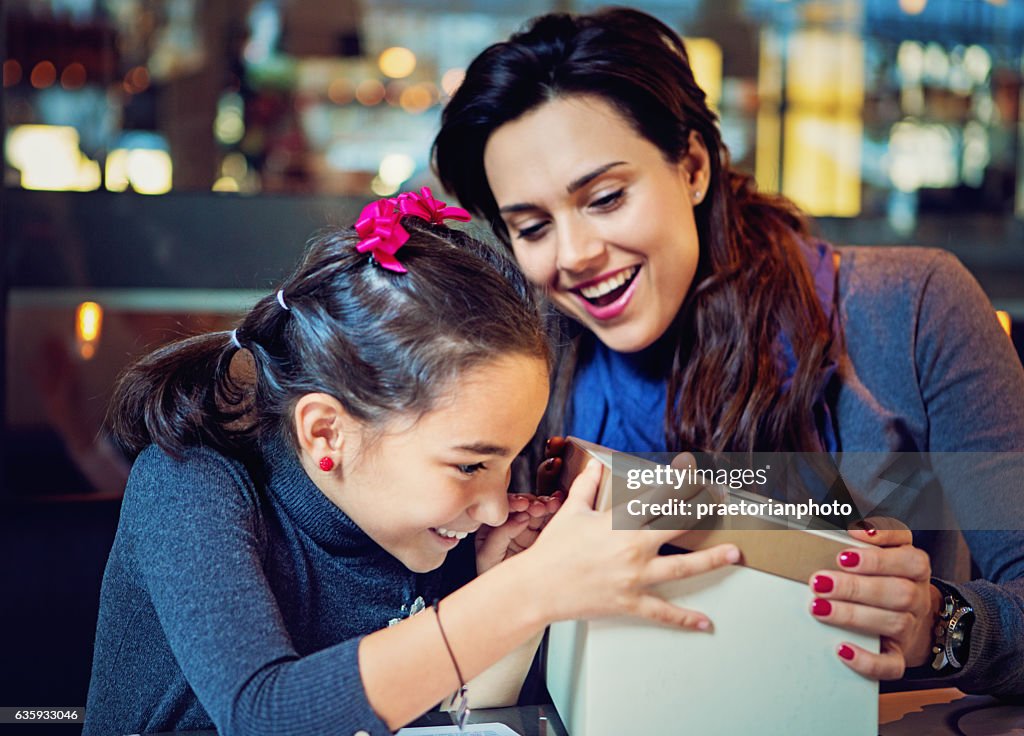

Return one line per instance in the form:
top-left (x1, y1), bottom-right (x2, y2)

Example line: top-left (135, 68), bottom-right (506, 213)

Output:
top-left (694, 189), bottom-right (702, 203)
top-left (319, 456), bottom-right (335, 472)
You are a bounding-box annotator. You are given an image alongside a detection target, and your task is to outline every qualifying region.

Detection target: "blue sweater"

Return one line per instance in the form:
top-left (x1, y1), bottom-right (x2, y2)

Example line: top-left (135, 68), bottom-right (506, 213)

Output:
top-left (569, 246), bottom-right (1024, 696)
top-left (83, 437), bottom-right (474, 736)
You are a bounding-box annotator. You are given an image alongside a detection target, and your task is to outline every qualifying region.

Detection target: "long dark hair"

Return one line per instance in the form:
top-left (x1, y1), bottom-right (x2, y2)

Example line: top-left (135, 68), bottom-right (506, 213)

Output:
top-left (109, 218), bottom-right (550, 461)
top-left (434, 8), bottom-right (837, 455)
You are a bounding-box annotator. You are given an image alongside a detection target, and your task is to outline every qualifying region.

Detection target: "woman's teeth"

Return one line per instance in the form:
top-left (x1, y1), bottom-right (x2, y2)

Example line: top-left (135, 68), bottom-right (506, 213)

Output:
top-left (578, 266), bottom-right (639, 304)
top-left (433, 527), bottom-right (469, 540)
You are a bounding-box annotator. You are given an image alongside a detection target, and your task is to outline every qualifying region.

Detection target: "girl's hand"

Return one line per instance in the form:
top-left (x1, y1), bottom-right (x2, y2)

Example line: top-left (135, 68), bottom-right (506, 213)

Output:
top-left (524, 459), bottom-right (741, 631)
top-left (476, 491), bottom-right (565, 574)
top-left (807, 519), bottom-right (939, 680)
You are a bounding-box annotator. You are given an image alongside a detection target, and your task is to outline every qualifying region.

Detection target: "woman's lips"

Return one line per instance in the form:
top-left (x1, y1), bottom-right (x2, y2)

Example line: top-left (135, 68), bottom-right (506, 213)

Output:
top-left (570, 265), bottom-right (641, 321)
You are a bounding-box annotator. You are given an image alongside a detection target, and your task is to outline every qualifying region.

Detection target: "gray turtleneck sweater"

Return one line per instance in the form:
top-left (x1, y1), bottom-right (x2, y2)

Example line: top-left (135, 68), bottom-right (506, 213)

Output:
top-left (83, 438), bottom-right (475, 736)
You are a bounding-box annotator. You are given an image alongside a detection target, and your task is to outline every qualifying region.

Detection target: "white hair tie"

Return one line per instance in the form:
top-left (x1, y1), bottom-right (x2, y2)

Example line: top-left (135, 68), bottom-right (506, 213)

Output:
top-left (276, 289), bottom-right (290, 311)
top-left (230, 329), bottom-right (243, 350)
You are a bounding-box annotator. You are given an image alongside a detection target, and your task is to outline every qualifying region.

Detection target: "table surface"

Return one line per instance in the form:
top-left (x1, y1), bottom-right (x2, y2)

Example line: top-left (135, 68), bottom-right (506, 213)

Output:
top-left (879, 687), bottom-right (1024, 735)
top-left (147, 690), bottom-right (1024, 735)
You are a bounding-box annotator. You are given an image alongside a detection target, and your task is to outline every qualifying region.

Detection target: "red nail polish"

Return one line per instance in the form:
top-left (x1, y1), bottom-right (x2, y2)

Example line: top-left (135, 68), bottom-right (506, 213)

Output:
top-left (856, 520), bottom-right (878, 536)
top-left (839, 551), bottom-right (860, 568)
top-left (838, 644), bottom-right (855, 661)
top-left (811, 598), bottom-right (832, 616)
top-left (812, 575), bottom-right (834, 593)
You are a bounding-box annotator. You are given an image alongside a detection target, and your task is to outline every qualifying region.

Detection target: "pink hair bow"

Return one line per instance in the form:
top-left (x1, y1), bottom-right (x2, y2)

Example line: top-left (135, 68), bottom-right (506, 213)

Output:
top-left (396, 187), bottom-right (471, 225)
top-left (354, 199), bottom-right (409, 273)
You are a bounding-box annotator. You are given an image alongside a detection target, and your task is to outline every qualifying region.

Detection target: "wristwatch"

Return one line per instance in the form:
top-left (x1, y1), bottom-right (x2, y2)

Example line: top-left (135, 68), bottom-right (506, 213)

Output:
top-left (930, 579), bottom-right (974, 673)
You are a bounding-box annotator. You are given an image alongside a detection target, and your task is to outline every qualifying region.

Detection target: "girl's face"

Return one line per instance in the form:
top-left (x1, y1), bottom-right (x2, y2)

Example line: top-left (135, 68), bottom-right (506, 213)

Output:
top-left (325, 354), bottom-right (549, 573)
top-left (483, 95), bottom-right (709, 353)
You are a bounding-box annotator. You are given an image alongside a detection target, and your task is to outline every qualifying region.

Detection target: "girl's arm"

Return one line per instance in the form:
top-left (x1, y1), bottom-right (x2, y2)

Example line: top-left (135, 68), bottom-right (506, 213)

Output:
top-left (360, 460), bottom-right (741, 730)
top-left (115, 450), bottom-right (735, 736)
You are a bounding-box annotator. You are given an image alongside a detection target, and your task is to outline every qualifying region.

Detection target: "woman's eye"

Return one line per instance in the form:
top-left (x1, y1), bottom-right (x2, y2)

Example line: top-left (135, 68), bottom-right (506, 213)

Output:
top-left (515, 222), bottom-right (548, 242)
top-left (590, 189), bottom-right (624, 210)
top-left (456, 463), bottom-right (486, 476)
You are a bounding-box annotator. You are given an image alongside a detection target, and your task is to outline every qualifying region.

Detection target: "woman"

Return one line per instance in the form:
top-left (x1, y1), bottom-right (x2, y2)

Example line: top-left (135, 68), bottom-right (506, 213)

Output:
top-left (434, 8), bottom-right (1024, 695)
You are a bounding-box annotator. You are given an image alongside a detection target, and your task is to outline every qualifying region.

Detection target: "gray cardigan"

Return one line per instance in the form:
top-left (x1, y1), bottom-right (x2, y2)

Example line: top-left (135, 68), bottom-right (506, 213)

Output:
top-left (831, 246), bottom-right (1024, 696)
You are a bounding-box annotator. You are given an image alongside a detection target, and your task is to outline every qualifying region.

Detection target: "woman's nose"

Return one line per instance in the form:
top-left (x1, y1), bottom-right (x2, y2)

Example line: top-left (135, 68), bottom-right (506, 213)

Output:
top-left (555, 219), bottom-right (607, 276)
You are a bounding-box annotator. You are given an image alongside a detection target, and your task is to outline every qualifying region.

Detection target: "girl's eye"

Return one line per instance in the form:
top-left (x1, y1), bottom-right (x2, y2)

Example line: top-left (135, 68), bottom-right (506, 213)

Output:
top-left (456, 463), bottom-right (486, 476)
top-left (590, 189), bottom-right (624, 210)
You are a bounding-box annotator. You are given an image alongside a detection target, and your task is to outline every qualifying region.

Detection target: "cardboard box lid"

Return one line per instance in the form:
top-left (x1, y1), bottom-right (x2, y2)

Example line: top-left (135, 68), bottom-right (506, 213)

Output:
top-left (558, 436), bottom-right (867, 583)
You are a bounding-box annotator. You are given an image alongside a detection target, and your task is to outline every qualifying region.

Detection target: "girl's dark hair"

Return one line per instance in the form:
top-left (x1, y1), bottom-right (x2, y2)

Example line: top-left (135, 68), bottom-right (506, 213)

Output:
top-left (434, 8), bottom-right (837, 455)
top-left (109, 218), bottom-right (549, 461)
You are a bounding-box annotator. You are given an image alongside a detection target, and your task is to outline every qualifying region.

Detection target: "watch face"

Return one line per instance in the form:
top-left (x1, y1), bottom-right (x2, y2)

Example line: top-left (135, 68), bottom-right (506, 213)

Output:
top-left (932, 591), bottom-right (973, 672)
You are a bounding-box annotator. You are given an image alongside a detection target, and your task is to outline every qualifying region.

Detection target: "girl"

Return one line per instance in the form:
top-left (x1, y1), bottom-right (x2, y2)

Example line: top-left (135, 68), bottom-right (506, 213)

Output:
top-left (83, 190), bottom-right (740, 736)
top-left (434, 8), bottom-right (1024, 695)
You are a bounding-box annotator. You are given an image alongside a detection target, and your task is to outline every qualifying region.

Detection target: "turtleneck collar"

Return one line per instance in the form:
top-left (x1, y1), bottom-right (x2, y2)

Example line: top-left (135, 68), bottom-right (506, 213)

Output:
top-left (259, 435), bottom-right (390, 559)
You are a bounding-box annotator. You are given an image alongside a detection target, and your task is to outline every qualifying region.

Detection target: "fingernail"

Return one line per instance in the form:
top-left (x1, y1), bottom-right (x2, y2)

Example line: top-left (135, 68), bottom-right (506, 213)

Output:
top-left (811, 598), bottom-right (832, 616)
top-left (812, 575), bottom-right (834, 593)
top-left (541, 458), bottom-right (557, 471)
top-left (838, 644), bottom-right (855, 661)
top-left (856, 520), bottom-right (877, 536)
top-left (697, 619), bottom-right (711, 631)
top-left (725, 546), bottom-right (741, 563)
top-left (839, 551), bottom-right (860, 568)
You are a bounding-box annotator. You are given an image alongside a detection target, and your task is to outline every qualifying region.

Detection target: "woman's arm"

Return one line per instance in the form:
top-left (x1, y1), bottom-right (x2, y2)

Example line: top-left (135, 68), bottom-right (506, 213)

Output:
top-left (810, 250), bottom-right (1024, 695)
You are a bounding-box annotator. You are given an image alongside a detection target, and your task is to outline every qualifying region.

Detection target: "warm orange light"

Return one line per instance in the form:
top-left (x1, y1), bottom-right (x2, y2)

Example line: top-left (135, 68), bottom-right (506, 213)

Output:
top-left (378, 47), bottom-right (416, 79)
top-left (328, 78), bottom-right (354, 105)
top-left (30, 61), bottom-right (57, 89)
top-left (61, 62), bottom-right (87, 90)
top-left (996, 310), bottom-right (1012, 337)
top-left (899, 0), bottom-right (927, 13)
top-left (75, 301), bottom-right (103, 360)
top-left (123, 66), bottom-right (150, 94)
top-left (355, 79), bottom-right (385, 106)
top-left (399, 84), bottom-right (433, 114)
top-left (3, 59), bottom-right (22, 87)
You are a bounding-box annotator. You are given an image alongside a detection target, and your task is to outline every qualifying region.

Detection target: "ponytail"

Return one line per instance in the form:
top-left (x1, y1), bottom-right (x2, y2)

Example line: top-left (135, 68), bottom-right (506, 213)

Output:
top-left (108, 331), bottom-right (252, 460)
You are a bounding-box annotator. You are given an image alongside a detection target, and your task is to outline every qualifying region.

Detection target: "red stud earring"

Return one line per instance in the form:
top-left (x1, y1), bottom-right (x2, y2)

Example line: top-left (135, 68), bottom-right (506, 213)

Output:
top-left (319, 457), bottom-right (334, 472)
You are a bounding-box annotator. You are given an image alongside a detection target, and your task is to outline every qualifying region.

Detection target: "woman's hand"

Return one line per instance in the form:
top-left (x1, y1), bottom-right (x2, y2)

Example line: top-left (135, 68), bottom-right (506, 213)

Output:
top-left (475, 436), bottom-right (572, 573)
top-left (475, 491), bottom-right (565, 574)
top-left (523, 459), bottom-right (741, 630)
top-left (807, 519), bottom-right (940, 680)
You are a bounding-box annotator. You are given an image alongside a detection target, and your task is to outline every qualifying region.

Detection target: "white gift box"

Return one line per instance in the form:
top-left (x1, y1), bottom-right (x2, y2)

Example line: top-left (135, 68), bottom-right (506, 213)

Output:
top-left (546, 438), bottom-right (879, 736)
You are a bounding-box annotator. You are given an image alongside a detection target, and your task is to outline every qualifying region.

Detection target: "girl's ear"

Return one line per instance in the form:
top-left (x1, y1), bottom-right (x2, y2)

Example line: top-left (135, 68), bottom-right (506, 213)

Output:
top-left (679, 129), bottom-right (711, 202)
top-left (293, 393), bottom-right (350, 468)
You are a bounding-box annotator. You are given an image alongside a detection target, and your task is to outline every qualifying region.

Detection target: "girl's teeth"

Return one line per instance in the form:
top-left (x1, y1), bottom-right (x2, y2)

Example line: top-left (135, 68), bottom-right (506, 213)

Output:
top-left (580, 266), bottom-right (637, 299)
top-left (434, 527), bottom-right (468, 540)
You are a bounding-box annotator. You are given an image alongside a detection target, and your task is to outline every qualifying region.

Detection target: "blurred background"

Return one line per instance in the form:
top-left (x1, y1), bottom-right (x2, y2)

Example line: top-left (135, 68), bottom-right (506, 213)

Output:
top-left (1, 0), bottom-right (1023, 716)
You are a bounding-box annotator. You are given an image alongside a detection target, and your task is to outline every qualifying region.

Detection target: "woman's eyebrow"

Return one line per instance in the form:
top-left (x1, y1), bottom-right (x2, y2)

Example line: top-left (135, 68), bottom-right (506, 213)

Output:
top-left (566, 161), bottom-right (626, 194)
top-left (497, 161), bottom-right (628, 215)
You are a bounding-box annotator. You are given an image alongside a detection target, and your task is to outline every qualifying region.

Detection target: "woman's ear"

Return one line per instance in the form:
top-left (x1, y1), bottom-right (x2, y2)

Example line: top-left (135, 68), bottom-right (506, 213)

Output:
top-left (680, 129), bottom-right (711, 204)
top-left (293, 393), bottom-right (349, 470)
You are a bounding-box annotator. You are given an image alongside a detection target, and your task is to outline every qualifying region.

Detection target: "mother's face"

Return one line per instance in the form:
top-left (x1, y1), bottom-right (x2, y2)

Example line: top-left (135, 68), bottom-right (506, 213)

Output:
top-left (483, 95), bottom-right (710, 353)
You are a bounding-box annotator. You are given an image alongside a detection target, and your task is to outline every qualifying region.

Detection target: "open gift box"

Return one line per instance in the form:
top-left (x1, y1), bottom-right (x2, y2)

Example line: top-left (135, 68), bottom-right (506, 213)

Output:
top-left (545, 437), bottom-right (879, 736)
